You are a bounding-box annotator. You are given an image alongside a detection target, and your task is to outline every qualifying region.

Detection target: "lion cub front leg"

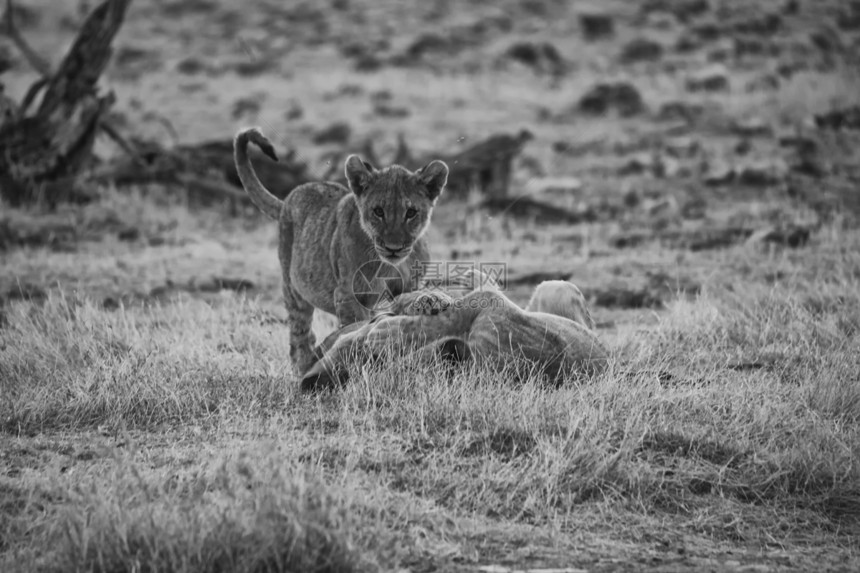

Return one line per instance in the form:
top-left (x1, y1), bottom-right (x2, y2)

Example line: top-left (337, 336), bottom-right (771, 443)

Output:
top-left (334, 283), bottom-right (370, 327)
top-left (283, 285), bottom-right (317, 376)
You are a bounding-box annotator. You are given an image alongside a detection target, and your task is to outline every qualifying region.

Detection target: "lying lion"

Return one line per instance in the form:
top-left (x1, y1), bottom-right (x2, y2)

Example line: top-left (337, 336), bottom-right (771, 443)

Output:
top-left (301, 276), bottom-right (609, 392)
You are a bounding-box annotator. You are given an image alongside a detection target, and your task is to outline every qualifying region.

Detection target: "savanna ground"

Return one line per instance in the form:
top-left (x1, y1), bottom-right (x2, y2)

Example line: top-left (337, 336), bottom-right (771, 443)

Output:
top-left (2, 0), bottom-right (860, 571)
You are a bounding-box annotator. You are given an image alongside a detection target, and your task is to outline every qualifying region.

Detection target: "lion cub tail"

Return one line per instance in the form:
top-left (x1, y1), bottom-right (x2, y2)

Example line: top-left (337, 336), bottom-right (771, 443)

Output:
top-left (233, 127), bottom-right (283, 220)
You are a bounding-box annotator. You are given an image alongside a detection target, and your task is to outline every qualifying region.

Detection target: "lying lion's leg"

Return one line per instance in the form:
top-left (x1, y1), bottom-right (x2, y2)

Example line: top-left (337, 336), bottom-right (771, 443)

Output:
top-left (467, 309), bottom-right (609, 382)
top-left (405, 336), bottom-right (472, 365)
top-left (525, 280), bottom-right (595, 330)
top-left (389, 289), bottom-right (455, 316)
top-left (363, 291), bottom-right (495, 351)
top-left (301, 321), bottom-right (376, 392)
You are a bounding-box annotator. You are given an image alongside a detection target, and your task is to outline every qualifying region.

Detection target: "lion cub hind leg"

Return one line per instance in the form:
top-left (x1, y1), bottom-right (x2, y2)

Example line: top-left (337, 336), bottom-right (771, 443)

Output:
top-left (283, 284), bottom-right (317, 376)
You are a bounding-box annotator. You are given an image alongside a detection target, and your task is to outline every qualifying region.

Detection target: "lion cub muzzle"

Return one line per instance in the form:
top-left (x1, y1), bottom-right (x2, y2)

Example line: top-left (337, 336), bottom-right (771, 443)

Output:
top-left (376, 242), bottom-right (413, 264)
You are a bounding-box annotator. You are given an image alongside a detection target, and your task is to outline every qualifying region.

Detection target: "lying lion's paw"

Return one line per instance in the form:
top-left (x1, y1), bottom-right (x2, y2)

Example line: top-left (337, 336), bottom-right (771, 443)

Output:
top-left (406, 291), bottom-right (454, 315)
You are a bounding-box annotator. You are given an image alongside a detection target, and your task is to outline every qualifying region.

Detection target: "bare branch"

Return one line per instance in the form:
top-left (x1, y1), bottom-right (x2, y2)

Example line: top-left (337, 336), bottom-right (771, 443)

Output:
top-left (1, 0), bottom-right (52, 77)
top-left (98, 118), bottom-right (144, 165)
top-left (19, 76), bottom-right (46, 113)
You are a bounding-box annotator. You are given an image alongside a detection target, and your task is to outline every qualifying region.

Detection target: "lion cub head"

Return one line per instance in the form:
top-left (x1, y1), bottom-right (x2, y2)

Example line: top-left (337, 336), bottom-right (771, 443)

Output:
top-left (344, 155), bottom-right (448, 264)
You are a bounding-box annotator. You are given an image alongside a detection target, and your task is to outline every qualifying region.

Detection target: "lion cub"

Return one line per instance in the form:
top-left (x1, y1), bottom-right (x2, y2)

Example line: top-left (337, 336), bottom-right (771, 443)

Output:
top-left (233, 127), bottom-right (448, 376)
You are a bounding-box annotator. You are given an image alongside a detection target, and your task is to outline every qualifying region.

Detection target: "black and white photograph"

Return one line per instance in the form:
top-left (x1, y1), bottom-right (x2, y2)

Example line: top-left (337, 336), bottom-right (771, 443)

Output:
top-left (1, 0), bottom-right (859, 571)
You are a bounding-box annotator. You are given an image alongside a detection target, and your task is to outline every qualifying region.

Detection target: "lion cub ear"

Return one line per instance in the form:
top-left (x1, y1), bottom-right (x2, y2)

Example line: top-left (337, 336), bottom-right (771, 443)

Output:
top-left (345, 155), bottom-right (375, 196)
top-left (416, 160), bottom-right (449, 201)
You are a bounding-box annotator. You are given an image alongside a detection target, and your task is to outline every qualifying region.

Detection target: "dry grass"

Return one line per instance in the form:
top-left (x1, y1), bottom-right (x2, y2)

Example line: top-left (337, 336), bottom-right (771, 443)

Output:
top-left (2, 210), bottom-right (860, 571)
top-left (3, 0), bottom-right (860, 570)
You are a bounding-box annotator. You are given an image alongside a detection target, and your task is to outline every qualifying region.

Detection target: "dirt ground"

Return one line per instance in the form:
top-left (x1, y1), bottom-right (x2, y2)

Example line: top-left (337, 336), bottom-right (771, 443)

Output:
top-left (2, 0), bottom-right (860, 571)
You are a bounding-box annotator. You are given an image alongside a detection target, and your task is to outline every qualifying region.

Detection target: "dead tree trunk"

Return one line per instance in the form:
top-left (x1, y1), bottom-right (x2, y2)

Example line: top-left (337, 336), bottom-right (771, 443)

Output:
top-left (0, 0), bottom-right (131, 206)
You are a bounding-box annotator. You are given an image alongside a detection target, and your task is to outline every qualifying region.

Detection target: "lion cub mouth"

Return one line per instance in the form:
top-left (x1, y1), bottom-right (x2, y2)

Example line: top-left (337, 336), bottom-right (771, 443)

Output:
top-left (376, 246), bottom-right (412, 265)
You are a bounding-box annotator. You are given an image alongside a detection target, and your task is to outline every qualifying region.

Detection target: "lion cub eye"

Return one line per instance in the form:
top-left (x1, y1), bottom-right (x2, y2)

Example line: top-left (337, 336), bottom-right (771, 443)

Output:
top-left (405, 208), bottom-right (418, 220)
top-left (373, 207), bottom-right (385, 219)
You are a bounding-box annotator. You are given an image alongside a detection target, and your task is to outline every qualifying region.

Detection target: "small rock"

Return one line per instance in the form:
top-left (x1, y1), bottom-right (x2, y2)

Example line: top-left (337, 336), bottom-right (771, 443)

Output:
top-left (778, 133), bottom-right (817, 154)
top-left (117, 227), bottom-right (141, 242)
top-left (731, 117), bottom-right (772, 137)
top-left (810, 28), bottom-right (844, 53)
top-left (644, 11), bottom-right (677, 29)
top-left (745, 74), bottom-right (780, 92)
top-left (734, 139), bottom-right (752, 156)
top-left (620, 37), bottom-right (664, 63)
top-left (232, 59), bottom-right (275, 78)
top-left (643, 195), bottom-right (679, 217)
top-left (284, 101), bottom-right (304, 121)
top-left (517, 155), bottom-right (546, 178)
top-left (675, 33), bottom-right (701, 53)
top-left (527, 177), bottom-right (583, 195)
top-left (313, 121), bottom-right (352, 145)
top-left (373, 103), bottom-right (410, 118)
top-left (505, 41), bottom-right (564, 74)
top-left (231, 97), bottom-right (261, 120)
top-left (733, 13), bottom-right (782, 35)
top-left (837, 4), bottom-right (860, 30)
top-left (706, 46), bottom-right (732, 63)
top-left (656, 156), bottom-right (683, 178)
top-left (814, 106), bottom-right (860, 131)
top-left (777, 61), bottom-right (806, 78)
top-left (686, 64), bottom-right (730, 92)
top-left (353, 54), bottom-right (383, 72)
top-left (579, 12), bottom-right (615, 40)
top-left (791, 156), bottom-right (826, 178)
top-left (746, 224), bottom-right (811, 248)
top-left (641, 0), bottom-right (710, 22)
top-left (664, 136), bottom-right (701, 158)
top-left (176, 57), bottom-right (208, 75)
top-left (588, 283), bottom-right (663, 309)
top-left (691, 21), bottom-right (722, 41)
top-left (405, 33), bottom-right (453, 59)
top-left (681, 196), bottom-right (708, 219)
top-left (703, 162), bottom-right (735, 186)
top-left (618, 153), bottom-right (655, 176)
top-left (370, 89), bottom-right (392, 103)
top-left (734, 37), bottom-right (779, 58)
top-left (211, 277), bottom-right (256, 292)
top-left (736, 159), bottom-right (788, 187)
top-left (623, 189), bottom-right (641, 208)
top-left (5, 283), bottom-right (47, 302)
top-left (657, 101), bottom-right (706, 123)
top-left (578, 82), bottom-right (646, 117)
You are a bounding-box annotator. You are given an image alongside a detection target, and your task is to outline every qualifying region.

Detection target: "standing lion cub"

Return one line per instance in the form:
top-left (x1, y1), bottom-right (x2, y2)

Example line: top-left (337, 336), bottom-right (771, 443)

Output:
top-left (233, 127), bottom-right (448, 376)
